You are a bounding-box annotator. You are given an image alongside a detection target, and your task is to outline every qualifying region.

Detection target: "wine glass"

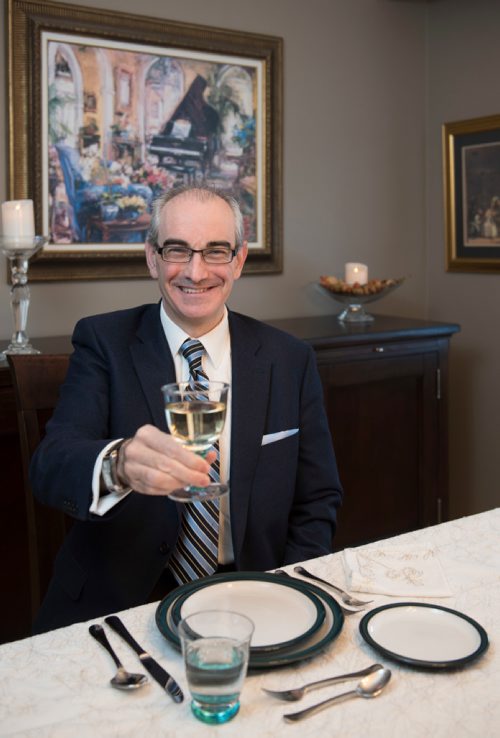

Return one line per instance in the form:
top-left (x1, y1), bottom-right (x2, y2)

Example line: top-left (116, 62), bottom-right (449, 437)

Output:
top-left (162, 380), bottom-right (229, 502)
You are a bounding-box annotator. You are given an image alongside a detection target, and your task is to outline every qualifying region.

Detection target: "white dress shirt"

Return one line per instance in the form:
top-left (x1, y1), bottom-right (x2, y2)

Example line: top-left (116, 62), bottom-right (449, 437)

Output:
top-left (90, 303), bottom-right (234, 563)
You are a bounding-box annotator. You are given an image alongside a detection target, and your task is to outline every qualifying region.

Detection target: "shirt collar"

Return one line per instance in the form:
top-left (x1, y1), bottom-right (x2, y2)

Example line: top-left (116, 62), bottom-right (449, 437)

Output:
top-left (159, 303), bottom-right (229, 369)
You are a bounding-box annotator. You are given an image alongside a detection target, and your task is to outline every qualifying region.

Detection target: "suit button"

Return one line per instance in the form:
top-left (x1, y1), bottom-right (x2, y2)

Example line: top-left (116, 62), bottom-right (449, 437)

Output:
top-left (159, 542), bottom-right (169, 555)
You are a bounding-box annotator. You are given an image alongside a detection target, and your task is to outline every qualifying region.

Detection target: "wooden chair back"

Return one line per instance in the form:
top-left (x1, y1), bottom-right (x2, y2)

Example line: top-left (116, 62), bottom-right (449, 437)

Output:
top-left (7, 354), bottom-right (71, 621)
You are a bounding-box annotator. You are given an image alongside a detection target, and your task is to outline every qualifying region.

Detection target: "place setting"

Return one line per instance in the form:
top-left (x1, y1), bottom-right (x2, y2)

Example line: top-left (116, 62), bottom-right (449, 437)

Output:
top-left (87, 539), bottom-right (491, 727)
top-left (151, 563), bottom-right (396, 724)
top-left (153, 569), bottom-right (381, 724)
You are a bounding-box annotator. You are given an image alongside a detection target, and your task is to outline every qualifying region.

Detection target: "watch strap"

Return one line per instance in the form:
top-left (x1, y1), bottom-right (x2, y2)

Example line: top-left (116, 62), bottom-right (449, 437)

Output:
top-left (101, 439), bottom-right (132, 494)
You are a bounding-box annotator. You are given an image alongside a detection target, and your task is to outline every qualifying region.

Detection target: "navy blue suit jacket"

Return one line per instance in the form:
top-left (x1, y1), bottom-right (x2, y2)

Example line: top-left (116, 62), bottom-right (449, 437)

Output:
top-left (30, 304), bottom-right (342, 631)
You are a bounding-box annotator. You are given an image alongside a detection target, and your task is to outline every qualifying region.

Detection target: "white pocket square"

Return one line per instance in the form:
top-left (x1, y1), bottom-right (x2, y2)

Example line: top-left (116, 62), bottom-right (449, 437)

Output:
top-left (261, 429), bottom-right (299, 446)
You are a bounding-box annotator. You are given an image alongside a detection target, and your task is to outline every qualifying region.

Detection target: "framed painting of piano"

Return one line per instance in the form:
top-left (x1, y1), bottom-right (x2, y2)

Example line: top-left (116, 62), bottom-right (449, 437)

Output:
top-left (6, 0), bottom-right (283, 280)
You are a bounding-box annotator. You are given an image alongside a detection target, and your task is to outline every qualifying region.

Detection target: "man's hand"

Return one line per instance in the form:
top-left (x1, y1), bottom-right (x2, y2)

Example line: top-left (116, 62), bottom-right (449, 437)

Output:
top-left (116, 424), bottom-right (215, 496)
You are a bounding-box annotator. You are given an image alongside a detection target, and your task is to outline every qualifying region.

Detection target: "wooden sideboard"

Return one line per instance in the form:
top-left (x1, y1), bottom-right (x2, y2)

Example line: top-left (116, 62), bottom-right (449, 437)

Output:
top-left (266, 314), bottom-right (460, 551)
top-left (0, 315), bottom-right (459, 643)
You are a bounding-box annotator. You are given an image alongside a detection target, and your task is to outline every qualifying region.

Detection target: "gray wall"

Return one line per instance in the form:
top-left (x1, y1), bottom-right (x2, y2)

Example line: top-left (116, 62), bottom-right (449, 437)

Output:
top-left (1, 0), bottom-right (497, 518)
top-left (426, 0), bottom-right (500, 518)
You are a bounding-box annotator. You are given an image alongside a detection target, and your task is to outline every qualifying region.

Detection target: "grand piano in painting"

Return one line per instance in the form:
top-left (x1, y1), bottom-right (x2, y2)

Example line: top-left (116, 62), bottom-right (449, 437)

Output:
top-left (147, 74), bottom-right (218, 183)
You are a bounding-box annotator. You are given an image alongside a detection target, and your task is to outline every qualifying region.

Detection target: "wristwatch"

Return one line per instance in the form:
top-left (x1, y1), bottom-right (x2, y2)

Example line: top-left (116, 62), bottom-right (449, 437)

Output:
top-left (101, 439), bottom-right (131, 494)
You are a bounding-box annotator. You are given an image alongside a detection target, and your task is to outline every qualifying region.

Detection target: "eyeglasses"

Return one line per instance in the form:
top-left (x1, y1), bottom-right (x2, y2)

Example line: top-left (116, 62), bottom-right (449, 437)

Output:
top-left (156, 244), bottom-right (238, 264)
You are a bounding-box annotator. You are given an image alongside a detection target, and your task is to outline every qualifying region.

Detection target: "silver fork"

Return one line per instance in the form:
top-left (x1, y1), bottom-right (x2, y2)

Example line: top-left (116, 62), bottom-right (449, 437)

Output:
top-left (293, 566), bottom-right (373, 607)
top-left (273, 570), bottom-right (365, 615)
top-left (262, 663), bottom-right (382, 701)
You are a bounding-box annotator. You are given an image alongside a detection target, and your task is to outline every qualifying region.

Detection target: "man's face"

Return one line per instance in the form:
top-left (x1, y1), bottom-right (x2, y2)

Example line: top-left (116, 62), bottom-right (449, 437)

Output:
top-left (145, 194), bottom-right (248, 337)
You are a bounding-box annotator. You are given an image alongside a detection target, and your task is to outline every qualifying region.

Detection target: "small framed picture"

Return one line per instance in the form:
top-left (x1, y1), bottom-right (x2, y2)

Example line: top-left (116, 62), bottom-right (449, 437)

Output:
top-left (443, 114), bottom-right (500, 273)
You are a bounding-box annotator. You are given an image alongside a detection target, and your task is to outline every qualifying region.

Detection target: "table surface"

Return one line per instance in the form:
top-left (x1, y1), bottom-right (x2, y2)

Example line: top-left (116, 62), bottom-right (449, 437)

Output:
top-left (1, 509), bottom-right (499, 738)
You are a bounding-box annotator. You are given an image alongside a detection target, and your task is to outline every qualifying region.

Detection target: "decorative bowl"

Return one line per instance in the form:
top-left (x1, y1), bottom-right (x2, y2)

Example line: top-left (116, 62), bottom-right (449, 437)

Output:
top-left (318, 275), bottom-right (405, 322)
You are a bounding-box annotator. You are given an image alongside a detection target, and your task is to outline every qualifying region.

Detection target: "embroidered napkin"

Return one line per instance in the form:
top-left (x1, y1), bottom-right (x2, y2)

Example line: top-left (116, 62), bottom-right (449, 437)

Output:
top-left (342, 545), bottom-right (453, 597)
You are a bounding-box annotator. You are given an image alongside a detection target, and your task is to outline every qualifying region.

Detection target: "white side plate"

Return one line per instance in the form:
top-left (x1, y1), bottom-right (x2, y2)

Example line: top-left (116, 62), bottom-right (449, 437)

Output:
top-left (360, 602), bottom-right (489, 668)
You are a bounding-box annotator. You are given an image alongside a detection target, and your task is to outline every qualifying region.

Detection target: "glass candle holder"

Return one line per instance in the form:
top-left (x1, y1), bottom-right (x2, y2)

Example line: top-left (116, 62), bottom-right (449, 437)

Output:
top-left (0, 236), bottom-right (47, 362)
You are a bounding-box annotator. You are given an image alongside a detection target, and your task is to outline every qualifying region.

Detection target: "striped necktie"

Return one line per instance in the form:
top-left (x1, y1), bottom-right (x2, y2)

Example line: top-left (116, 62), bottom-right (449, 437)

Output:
top-left (168, 338), bottom-right (220, 584)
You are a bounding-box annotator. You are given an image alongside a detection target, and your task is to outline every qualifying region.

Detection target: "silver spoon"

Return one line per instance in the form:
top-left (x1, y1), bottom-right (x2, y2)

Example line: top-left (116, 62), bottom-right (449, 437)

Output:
top-left (262, 663), bottom-right (383, 701)
top-left (293, 565), bottom-right (373, 607)
top-left (89, 624), bottom-right (148, 690)
top-left (283, 667), bottom-right (392, 722)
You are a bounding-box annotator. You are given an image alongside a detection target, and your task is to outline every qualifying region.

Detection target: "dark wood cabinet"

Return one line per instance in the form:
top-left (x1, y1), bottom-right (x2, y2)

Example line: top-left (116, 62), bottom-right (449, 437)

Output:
top-left (0, 317), bottom-right (459, 643)
top-left (266, 315), bottom-right (460, 551)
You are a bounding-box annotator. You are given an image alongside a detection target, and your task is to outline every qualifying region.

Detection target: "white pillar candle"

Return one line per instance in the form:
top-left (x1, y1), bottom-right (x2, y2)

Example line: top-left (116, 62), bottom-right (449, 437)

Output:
top-left (1, 199), bottom-right (35, 239)
top-left (344, 262), bottom-right (368, 285)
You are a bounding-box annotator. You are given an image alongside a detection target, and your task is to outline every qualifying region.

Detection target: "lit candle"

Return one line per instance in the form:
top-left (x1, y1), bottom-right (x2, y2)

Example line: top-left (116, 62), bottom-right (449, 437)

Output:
top-left (345, 262), bottom-right (368, 285)
top-left (1, 199), bottom-right (35, 239)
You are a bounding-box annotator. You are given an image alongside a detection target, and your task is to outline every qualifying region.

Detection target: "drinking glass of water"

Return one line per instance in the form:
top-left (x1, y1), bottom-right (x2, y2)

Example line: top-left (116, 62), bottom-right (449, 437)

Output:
top-left (178, 610), bottom-right (254, 724)
top-left (162, 381), bottom-right (229, 502)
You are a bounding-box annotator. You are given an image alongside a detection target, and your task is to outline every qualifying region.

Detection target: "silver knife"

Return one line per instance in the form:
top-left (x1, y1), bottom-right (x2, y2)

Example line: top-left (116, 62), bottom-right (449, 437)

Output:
top-left (104, 615), bottom-right (184, 703)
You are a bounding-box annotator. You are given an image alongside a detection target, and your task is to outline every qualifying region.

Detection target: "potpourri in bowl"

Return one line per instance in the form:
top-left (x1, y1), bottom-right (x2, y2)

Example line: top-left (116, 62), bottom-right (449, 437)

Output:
top-left (319, 274), bottom-right (405, 296)
top-left (318, 275), bottom-right (405, 322)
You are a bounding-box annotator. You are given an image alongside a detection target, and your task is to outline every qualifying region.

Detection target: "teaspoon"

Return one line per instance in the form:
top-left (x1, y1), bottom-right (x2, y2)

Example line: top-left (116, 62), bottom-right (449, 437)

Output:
top-left (283, 667), bottom-right (391, 722)
top-left (89, 624), bottom-right (148, 690)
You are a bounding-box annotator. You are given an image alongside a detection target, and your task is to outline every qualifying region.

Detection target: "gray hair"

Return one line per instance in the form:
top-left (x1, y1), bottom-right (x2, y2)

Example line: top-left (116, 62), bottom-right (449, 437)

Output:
top-left (146, 185), bottom-right (244, 249)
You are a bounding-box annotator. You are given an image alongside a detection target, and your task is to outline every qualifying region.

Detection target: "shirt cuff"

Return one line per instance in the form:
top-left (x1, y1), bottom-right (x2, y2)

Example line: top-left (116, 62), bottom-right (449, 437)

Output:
top-left (90, 439), bottom-right (132, 516)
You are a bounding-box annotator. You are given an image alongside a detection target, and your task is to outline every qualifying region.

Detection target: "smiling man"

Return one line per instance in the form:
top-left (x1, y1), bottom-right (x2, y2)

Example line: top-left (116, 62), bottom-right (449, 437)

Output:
top-left (30, 186), bottom-right (343, 633)
top-left (145, 189), bottom-right (247, 337)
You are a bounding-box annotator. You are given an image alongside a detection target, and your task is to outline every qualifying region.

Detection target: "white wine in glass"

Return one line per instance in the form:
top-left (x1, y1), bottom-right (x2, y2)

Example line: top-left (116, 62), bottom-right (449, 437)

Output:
top-left (162, 381), bottom-right (229, 502)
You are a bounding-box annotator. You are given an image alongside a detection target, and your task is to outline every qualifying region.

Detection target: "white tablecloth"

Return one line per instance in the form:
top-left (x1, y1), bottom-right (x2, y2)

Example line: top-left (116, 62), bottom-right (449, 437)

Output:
top-left (1, 509), bottom-right (499, 738)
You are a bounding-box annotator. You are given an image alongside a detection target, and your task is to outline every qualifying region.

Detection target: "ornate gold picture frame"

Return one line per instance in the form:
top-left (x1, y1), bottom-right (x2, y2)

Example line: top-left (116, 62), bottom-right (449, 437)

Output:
top-left (6, 0), bottom-right (283, 280)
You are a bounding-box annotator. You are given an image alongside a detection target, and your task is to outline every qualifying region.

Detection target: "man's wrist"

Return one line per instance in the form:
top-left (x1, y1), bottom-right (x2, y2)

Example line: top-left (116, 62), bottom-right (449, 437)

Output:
top-left (101, 439), bottom-right (132, 494)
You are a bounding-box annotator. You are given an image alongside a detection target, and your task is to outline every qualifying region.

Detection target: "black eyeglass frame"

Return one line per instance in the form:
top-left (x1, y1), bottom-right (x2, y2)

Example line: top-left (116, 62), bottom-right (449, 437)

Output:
top-left (155, 244), bottom-right (239, 264)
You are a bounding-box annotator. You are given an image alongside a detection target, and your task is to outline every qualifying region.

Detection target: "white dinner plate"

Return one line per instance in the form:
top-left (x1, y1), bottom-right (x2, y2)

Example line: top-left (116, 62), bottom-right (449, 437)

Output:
top-left (155, 572), bottom-right (344, 668)
top-left (173, 576), bottom-right (325, 650)
top-left (359, 602), bottom-right (489, 669)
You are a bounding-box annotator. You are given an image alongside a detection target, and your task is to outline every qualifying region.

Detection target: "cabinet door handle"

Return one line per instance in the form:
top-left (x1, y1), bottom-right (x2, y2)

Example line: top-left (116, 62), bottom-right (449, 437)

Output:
top-left (373, 346), bottom-right (384, 353)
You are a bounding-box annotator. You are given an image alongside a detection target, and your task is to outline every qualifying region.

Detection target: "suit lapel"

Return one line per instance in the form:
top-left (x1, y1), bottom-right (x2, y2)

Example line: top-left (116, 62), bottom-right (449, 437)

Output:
top-left (130, 304), bottom-right (175, 431)
top-left (228, 312), bottom-right (271, 562)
